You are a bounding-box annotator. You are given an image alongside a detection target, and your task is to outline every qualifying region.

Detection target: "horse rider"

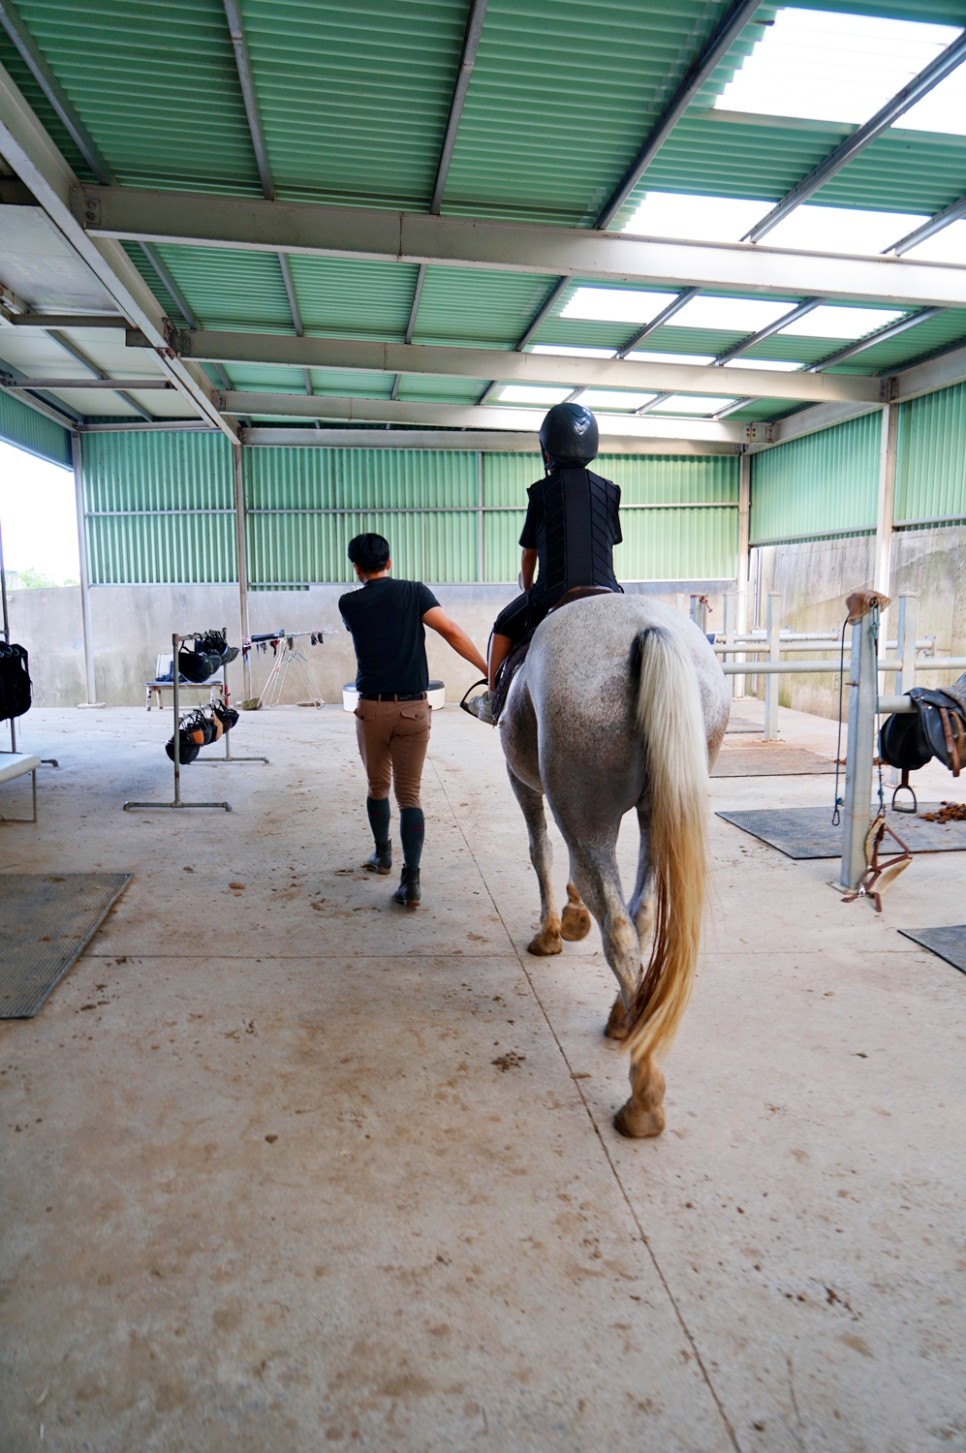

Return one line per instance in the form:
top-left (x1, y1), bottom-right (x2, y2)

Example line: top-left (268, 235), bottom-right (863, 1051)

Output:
top-left (464, 401), bottom-right (622, 723)
top-left (340, 532), bottom-right (488, 908)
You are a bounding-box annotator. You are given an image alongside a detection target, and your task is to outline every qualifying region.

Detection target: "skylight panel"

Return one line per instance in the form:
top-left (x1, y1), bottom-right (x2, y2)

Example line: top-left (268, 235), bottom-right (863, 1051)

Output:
top-left (624, 351), bottom-right (715, 366)
top-left (622, 192), bottom-right (769, 242)
top-left (649, 396), bottom-right (737, 415)
top-left (714, 8), bottom-right (962, 126)
top-left (572, 390), bottom-right (657, 412)
top-left (668, 297), bottom-right (794, 332)
top-left (528, 345), bottom-right (617, 359)
top-left (721, 358), bottom-right (802, 371)
top-left (766, 206), bottom-right (929, 255)
top-left (496, 385), bottom-right (572, 405)
top-left (561, 288), bottom-right (680, 324)
top-left (900, 221), bottom-right (966, 264)
top-left (777, 305), bottom-right (905, 339)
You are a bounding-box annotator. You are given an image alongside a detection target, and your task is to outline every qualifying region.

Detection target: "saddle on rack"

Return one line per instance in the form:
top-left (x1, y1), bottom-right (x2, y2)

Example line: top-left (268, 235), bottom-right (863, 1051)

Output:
top-left (879, 673), bottom-right (966, 810)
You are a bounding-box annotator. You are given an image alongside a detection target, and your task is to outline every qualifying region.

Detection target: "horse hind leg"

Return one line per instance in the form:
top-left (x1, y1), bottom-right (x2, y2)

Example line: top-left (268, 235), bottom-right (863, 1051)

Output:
top-left (560, 882), bottom-right (591, 942)
top-left (614, 1055), bottom-right (666, 1140)
top-left (506, 766), bottom-right (562, 957)
top-left (607, 806), bottom-right (654, 1043)
top-left (567, 843), bottom-right (642, 1026)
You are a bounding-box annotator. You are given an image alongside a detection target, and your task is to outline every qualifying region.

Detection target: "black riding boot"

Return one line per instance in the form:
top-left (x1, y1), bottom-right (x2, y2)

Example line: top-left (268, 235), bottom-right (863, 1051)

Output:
top-left (392, 867), bottom-right (421, 909)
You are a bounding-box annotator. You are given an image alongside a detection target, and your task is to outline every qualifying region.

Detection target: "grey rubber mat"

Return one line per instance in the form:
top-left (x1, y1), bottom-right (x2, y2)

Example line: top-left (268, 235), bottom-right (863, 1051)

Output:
top-left (0, 873), bottom-right (132, 1019)
top-left (716, 804), bottom-right (966, 860)
top-left (712, 743), bottom-right (837, 777)
top-left (898, 925), bottom-right (966, 976)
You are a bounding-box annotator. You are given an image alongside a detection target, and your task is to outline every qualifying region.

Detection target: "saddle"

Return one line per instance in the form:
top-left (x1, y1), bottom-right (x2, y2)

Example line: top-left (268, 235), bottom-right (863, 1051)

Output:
top-left (879, 673), bottom-right (966, 811)
top-left (490, 587), bottom-right (616, 723)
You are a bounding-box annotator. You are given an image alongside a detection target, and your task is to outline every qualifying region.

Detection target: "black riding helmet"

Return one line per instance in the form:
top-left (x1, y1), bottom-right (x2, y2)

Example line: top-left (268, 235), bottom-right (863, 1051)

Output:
top-left (539, 402), bottom-right (599, 470)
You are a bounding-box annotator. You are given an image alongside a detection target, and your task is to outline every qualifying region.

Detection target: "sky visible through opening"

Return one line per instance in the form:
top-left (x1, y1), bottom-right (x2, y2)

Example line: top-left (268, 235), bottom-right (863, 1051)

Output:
top-left (0, 441), bottom-right (79, 586)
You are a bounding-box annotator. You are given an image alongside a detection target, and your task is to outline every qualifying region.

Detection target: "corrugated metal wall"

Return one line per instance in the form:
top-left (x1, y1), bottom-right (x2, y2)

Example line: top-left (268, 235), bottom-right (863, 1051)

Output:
top-left (82, 434), bottom-right (741, 586)
top-left (0, 393), bottom-right (71, 467)
top-left (81, 431), bottom-right (236, 584)
top-left (750, 413), bottom-right (881, 544)
top-left (895, 382), bottom-right (966, 525)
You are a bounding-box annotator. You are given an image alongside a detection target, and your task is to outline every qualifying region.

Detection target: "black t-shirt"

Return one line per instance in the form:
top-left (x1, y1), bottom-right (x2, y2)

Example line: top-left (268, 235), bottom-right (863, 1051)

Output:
top-left (519, 466), bottom-right (622, 605)
top-left (339, 577), bottom-right (439, 694)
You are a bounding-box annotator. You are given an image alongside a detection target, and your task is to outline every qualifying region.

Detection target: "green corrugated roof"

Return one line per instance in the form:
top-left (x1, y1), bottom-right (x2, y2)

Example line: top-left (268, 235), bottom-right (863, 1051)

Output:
top-left (4, 0), bottom-right (966, 440)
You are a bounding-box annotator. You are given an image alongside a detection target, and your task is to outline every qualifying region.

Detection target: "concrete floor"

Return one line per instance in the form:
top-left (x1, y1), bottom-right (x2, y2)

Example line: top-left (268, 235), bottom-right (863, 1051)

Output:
top-left (1, 698), bottom-right (964, 1453)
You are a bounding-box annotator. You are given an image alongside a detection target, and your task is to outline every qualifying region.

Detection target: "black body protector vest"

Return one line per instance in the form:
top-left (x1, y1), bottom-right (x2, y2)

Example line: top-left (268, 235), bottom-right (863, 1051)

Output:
top-left (528, 466), bottom-right (622, 606)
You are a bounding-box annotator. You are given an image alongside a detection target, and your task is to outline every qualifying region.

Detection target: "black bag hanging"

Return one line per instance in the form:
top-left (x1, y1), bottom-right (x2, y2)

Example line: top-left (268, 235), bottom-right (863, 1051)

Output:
top-left (0, 642), bottom-right (31, 721)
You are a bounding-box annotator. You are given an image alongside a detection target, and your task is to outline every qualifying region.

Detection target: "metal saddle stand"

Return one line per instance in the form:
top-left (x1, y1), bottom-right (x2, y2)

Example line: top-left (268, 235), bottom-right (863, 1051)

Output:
top-left (880, 673), bottom-right (966, 812)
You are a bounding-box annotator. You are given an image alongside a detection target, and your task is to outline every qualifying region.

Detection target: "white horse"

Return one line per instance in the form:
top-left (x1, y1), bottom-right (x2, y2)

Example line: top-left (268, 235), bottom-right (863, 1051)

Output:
top-left (499, 595), bottom-right (729, 1137)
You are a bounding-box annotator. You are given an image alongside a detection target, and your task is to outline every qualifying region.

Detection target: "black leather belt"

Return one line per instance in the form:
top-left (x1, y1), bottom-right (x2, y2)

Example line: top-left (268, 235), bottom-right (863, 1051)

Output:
top-left (358, 691), bottom-right (427, 702)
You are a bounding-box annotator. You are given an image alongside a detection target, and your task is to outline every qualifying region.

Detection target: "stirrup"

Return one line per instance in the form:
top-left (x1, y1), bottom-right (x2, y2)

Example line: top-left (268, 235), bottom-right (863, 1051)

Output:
top-left (460, 679), bottom-right (495, 724)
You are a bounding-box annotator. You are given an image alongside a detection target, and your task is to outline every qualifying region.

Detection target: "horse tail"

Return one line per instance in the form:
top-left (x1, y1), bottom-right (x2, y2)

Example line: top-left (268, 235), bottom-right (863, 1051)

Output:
top-left (625, 625), bottom-right (709, 1067)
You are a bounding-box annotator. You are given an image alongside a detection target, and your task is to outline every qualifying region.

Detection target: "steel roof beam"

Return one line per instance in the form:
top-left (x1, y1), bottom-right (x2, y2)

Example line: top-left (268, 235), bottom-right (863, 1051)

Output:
top-left (0, 4), bottom-right (234, 417)
top-left (745, 32), bottom-right (966, 243)
top-left (0, 62), bottom-right (235, 436)
top-left (2, 375), bottom-right (170, 390)
top-left (3, 311), bottom-right (129, 327)
top-left (239, 427), bottom-right (741, 455)
top-left (596, 0), bottom-right (764, 230)
top-left (805, 307), bottom-right (946, 372)
top-left (0, 356), bottom-right (83, 425)
top-left (216, 388), bottom-right (759, 443)
top-left (79, 186), bottom-right (966, 309)
top-left (222, 0), bottom-right (310, 402)
top-left (888, 194), bottom-right (966, 256)
top-left (178, 328), bottom-right (882, 404)
top-left (395, 0), bottom-right (489, 401)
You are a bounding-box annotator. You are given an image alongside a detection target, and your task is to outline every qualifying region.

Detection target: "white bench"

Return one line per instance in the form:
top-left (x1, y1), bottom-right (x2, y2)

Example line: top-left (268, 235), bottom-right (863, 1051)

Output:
top-left (0, 752), bottom-right (40, 822)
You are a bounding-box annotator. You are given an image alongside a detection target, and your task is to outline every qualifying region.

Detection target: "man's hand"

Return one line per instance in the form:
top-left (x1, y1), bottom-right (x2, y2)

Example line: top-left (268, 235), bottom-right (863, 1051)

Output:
top-left (422, 607), bottom-right (488, 676)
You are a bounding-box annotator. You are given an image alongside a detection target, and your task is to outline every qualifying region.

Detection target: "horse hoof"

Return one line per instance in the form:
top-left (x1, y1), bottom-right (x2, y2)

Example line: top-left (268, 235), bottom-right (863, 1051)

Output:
top-left (603, 997), bottom-right (629, 1041)
top-left (527, 932), bottom-right (563, 957)
top-left (560, 903), bottom-right (591, 942)
top-left (613, 1100), bottom-right (665, 1139)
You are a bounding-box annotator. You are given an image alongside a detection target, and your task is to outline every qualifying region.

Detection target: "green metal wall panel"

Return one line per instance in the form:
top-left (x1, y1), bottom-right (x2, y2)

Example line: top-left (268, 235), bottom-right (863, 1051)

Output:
top-left (80, 430), bottom-right (234, 583)
top-left (414, 268), bottom-right (558, 348)
top-left (0, 393), bottom-right (71, 467)
top-left (483, 452), bottom-right (738, 505)
top-left (895, 383), bottom-right (966, 525)
top-left (86, 511), bottom-right (236, 585)
top-left (619, 507), bottom-right (737, 581)
top-left (248, 508), bottom-right (479, 586)
top-left (751, 413), bottom-right (880, 544)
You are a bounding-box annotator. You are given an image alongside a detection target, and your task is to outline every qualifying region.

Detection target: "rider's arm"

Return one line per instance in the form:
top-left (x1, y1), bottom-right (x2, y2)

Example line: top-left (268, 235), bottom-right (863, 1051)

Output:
top-left (422, 607), bottom-right (488, 676)
top-left (520, 547), bottom-right (538, 591)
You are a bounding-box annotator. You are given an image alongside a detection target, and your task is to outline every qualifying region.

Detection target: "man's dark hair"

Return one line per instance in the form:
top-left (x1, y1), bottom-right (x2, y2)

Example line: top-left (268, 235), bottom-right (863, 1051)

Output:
top-left (347, 533), bottom-right (391, 573)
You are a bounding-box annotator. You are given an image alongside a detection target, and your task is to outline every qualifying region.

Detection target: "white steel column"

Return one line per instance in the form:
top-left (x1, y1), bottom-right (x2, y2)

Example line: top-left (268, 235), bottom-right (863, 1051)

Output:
top-left (837, 607), bottom-right (880, 892)
top-left (70, 433), bottom-right (102, 707)
top-left (764, 591), bottom-right (780, 740)
top-left (735, 450), bottom-right (751, 699)
top-left (232, 443), bottom-right (252, 699)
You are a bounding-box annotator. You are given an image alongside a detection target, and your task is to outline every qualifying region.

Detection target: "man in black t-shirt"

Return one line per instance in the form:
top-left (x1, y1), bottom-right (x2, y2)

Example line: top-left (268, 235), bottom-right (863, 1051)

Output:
top-left (340, 533), bottom-right (487, 908)
top-left (464, 403), bottom-right (622, 723)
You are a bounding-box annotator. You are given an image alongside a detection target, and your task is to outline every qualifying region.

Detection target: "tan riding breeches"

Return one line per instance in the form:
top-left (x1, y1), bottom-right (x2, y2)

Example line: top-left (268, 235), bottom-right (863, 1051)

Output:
top-left (353, 698), bottom-right (431, 809)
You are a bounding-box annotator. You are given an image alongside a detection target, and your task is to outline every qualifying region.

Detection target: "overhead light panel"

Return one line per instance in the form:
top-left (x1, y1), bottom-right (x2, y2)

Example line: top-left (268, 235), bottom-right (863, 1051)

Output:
top-left (777, 304), bottom-right (906, 339)
top-left (714, 8), bottom-right (962, 127)
top-left (496, 384), bottom-right (572, 405)
top-left (572, 389), bottom-right (658, 411)
top-left (561, 288), bottom-right (680, 323)
top-left (668, 296), bottom-right (795, 332)
top-left (622, 191), bottom-right (769, 242)
top-left (649, 395), bottom-right (738, 415)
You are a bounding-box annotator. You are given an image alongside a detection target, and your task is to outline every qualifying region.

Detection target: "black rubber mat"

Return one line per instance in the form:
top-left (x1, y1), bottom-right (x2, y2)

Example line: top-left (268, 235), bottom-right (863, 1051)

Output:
top-left (0, 872), bottom-right (132, 1018)
top-left (716, 804), bottom-right (966, 860)
top-left (712, 742), bottom-right (837, 777)
top-left (898, 925), bottom-right (966, 976)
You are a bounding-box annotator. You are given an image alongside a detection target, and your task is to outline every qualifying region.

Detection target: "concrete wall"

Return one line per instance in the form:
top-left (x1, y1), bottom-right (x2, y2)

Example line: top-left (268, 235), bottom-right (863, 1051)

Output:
top-left (751, 524), bottom-right (966, 718)
top-left (8, 579), bottom-right (729, 709)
